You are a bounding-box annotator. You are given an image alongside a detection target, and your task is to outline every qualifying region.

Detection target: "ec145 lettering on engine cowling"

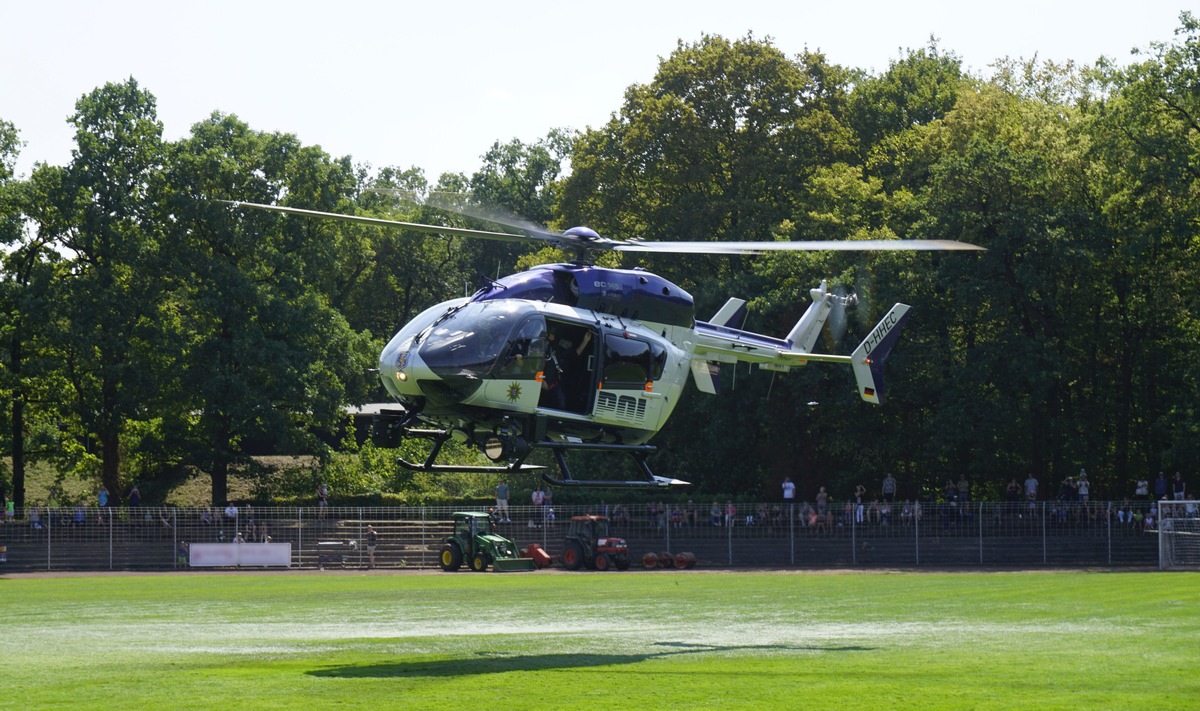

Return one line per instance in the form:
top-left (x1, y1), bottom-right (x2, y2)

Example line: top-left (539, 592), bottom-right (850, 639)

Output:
top-left (219, 193), bottom-right (979, 488)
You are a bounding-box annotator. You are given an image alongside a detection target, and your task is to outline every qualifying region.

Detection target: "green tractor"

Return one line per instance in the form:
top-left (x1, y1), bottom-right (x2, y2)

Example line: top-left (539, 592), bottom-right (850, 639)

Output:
top-left (440, 512), bottom-right (535, 572)
top-left (561, 515), bottom-right (631, 571)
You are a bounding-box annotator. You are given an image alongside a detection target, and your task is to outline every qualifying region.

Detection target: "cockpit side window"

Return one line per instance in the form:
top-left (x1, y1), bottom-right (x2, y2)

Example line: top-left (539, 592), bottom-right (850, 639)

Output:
top-left (495, 317), bottom-right (547, 379)
top-left (602, 335), bottom-right (654, 388)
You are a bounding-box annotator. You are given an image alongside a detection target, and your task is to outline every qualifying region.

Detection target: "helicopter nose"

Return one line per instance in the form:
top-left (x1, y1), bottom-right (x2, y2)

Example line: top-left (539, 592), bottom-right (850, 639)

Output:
top-left (418, 372), bottom-right (482, 407)
top-left (378, 341), bottom-right (481, 405)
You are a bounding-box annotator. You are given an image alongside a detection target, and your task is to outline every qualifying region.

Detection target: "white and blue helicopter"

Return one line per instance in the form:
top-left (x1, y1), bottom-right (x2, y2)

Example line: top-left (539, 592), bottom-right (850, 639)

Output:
top-left (222, 198), bottom-right (981, 488)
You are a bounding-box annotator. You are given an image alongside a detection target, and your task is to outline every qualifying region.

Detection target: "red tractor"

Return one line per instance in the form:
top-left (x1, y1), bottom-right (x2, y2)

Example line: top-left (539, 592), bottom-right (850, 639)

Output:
top-left (561, 515), bottom-right (630, 571)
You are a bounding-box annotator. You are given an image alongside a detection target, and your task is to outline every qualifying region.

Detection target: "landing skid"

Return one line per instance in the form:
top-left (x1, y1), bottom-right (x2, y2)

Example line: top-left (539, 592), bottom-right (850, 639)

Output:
top-left (532, 441), bottom-right (689, 488)
top-left (395, 428), bottom-right (544, 474)
top-left (388, 423), bottom-right (688, 488)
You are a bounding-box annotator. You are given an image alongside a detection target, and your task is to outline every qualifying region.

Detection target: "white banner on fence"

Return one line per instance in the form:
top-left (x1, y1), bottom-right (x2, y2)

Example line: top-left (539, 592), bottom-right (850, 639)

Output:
top-left (189, 542), bottom-right (292, 567)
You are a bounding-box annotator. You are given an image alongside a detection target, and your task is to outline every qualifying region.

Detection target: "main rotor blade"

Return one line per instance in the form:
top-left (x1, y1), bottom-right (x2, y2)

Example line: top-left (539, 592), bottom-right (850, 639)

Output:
top-left (614, 239), bottom-right (985, 254)
top-left (216, 200), bottom-right (534, 244)
top-left (218, 200), bottom-right (985, 254)
top-left (366, 188), bottom-right (559, 241)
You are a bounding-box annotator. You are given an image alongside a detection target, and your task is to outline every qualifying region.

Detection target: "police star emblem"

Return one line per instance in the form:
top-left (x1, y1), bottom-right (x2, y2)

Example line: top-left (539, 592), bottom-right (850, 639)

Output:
top-left (506, 382), bottom-right (522, 402)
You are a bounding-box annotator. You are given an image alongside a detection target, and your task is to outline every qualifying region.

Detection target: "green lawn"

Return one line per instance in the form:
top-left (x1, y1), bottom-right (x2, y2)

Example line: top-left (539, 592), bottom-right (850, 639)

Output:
top-left (2, 569), bottom-right (1197, 709)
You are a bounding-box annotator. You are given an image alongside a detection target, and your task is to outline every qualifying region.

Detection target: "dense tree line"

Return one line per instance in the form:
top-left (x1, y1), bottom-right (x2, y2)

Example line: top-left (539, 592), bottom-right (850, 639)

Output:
top-left (2, 15), bottom-right (1198, 507)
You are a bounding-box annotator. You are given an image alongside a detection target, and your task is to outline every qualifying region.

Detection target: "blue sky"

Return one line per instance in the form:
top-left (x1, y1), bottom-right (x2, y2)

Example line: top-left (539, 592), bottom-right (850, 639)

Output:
top-left (2, 1), bottom-right (1189, 181)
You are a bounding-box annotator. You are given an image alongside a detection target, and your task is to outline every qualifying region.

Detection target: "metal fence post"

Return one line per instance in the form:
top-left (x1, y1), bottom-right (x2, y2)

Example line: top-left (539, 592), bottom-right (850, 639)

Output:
top-left (1041, 501), bottom-right (1047, 565)
top-left (789, 504), bottom-right (795, 566)
top-left (1107, 503), bottom-right (1112, 565)
top-left (727, 516), bottom-right (733, 566)
top-left (978, 502), bottom-right (984, 565)
top-left (914, 506), bottom-right (920, 566)
top-left (851, 511), bottom-right (857, 566)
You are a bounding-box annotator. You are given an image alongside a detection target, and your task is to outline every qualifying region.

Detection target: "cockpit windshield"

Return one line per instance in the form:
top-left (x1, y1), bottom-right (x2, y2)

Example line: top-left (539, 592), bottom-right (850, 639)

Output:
top-left (419, 302), bottom-right (546, 380)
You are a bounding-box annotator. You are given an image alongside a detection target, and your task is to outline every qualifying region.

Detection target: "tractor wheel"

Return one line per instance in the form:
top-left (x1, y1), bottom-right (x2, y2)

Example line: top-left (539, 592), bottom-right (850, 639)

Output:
top-left (471, 553), bottom-right (490, 572)
top-left (440, 542), bottom-right (463, 572)
top-left (593, 553), bottom-right (611, 571)
top-left (562, 540), bottom-right (585, 570)
top-left (614, 556), bottom-right (631, 571)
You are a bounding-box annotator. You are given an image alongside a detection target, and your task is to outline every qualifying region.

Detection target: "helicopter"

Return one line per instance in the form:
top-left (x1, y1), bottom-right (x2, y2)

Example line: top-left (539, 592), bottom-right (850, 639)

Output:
top-left (220, 198), bottom-right (982, 488)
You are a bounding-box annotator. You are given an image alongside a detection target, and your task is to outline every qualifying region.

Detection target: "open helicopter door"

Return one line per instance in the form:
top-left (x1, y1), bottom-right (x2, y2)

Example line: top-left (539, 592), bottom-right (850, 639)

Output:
top-left (539, 320), bottom-right (599, 415)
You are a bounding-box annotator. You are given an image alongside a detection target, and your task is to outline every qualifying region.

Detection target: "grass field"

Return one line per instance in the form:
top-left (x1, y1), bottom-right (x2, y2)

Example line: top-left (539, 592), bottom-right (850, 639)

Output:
top-left (2, 569), bottom-right (1197, 709)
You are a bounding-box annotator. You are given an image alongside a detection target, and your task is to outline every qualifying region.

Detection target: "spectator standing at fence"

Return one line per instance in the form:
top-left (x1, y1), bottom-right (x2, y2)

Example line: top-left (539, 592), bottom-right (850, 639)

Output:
top-left (816, 486), bottom-right (828, 516)
top-left (366, 525), bottom-right (378, 568)
top-left (881, 473), bottom-right (897, 503)
top-left (495, 480), bottom-right (511, 522)
top-left (612, 503), bottom-right (629, 525)
top-left (317, 482), bottom-right (329, 518)
top-left (128, 486), bottom-right (141, 509)
top-left (1155, 472), bottom-right (1169, 500)
top-left (1077, 470), bottom-right (1091, 503)
top-left (1173, 472), bottom-right (1186, 500)
top-left (1006, 479), bottom-right (1021, 506)
top-left (73, 501), bottom-right (86, 526)
top-left (724, 501), bottom-right (737, 527)
top-left (957, 475), bottom-right (970, 503)
top-left (1024, 473), bottom-right (1039, 503)
top-left (709, 502), bottom-right (721, 526)
top-left (1135, 476), bottom-right (1149, 501)
top-left (224, 503), bottom-right (238, 520)
top-left (1117, 499), bottom-right (1133, 525)
top-left (782, 477), bottom-right (795, 507)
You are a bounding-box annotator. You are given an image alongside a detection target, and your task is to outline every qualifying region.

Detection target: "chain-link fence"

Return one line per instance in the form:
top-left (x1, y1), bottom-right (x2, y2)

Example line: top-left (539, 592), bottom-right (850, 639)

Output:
top-left (0, 500), bottom-right (1159, 572)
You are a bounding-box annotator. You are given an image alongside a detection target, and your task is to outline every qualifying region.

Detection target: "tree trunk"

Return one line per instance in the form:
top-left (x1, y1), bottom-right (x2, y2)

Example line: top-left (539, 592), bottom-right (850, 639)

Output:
top-left (211, 459), bottom-right (228, 508)
top-left (101, 433), bottom-right (121, 502)
top-left (10, 396), bottom-right (25, 513)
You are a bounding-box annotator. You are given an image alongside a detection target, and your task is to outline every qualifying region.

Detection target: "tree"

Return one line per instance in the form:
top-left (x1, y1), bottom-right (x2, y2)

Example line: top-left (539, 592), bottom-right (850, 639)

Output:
top-left (165, 112), bottom-right (376, 504)
top-left (29, 79), bottom-right (168, 498)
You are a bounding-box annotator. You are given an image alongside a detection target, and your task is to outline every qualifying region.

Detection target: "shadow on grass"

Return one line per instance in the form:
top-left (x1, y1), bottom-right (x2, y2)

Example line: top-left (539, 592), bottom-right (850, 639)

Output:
top-left (307, 642), bottom-right (874, 678)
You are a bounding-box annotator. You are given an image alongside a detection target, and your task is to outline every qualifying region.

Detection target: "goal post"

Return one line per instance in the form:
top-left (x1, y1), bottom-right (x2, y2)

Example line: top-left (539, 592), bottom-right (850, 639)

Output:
top-left (1157, 500), bottom-right (1200, 570)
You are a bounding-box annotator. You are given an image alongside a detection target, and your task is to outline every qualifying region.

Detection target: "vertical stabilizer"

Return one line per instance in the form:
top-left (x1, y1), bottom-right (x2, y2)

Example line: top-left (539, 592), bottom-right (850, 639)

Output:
top-left (850, 304), bottom-right (911, 404)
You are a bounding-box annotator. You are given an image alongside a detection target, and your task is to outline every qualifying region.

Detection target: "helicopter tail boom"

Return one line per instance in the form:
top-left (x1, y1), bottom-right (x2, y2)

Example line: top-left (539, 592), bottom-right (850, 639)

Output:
top-left (691, 294), bottom-right (911, 404)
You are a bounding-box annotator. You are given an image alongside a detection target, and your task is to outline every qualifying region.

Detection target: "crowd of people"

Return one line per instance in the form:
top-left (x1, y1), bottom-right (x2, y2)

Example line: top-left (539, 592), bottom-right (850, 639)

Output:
top-left (2, 470), bottom-right (1190, 538)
